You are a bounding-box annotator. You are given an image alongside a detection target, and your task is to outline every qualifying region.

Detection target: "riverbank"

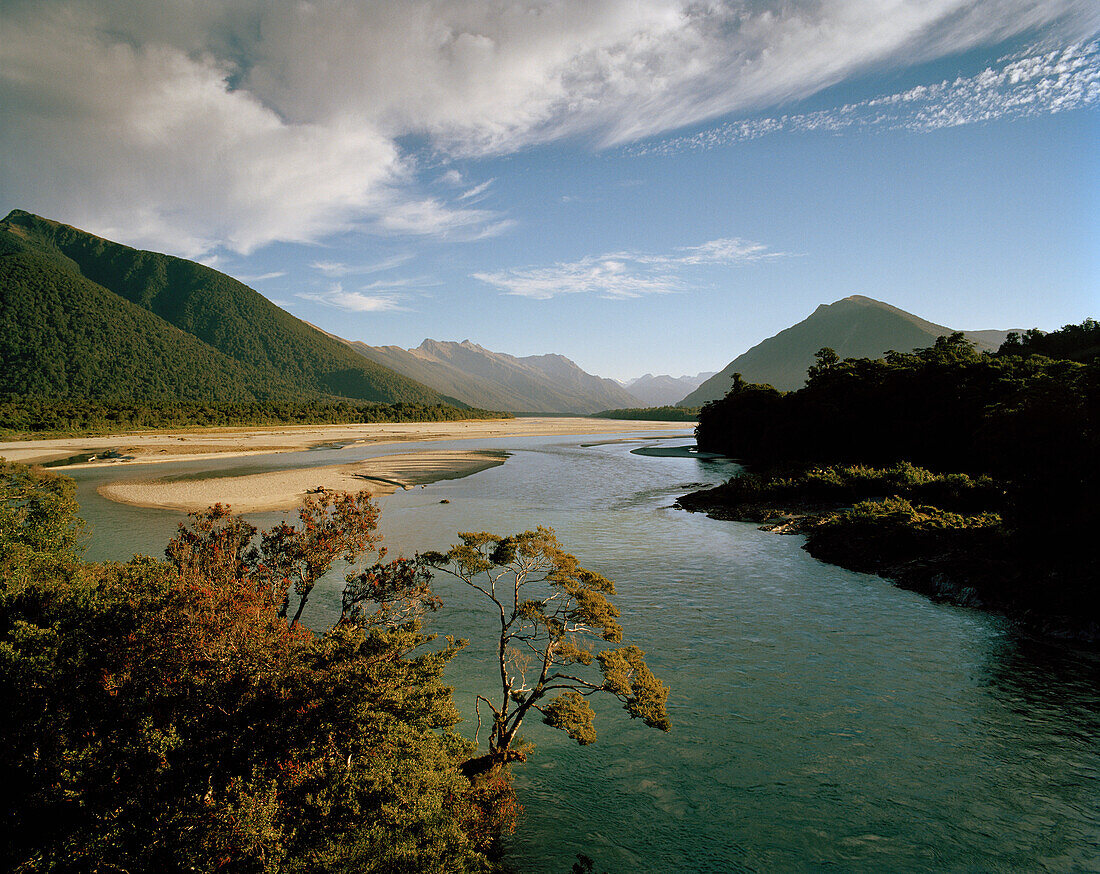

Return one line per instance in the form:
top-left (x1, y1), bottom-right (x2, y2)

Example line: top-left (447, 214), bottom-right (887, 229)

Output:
top-left (0, 417), bottom-right (691, 468)
top-left (98, 449), bottom-right (510, 513)
top-left (677, 469), bottom-right (1099, 644)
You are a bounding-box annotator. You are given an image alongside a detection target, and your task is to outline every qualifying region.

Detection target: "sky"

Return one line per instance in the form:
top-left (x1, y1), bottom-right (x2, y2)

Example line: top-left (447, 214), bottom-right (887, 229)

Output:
top-left (1, 1), bottom-right (1097, 381)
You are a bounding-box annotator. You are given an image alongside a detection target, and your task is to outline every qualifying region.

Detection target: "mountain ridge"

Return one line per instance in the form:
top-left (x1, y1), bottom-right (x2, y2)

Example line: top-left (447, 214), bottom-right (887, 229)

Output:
top-left (679, 295), bottom-right (1015, 406)
top-left (0, 210), bottom-right (453, 406)
top-left (624, 371), bottom-right (715, 406)
top-left (338, 336), bottom-right (642, 414)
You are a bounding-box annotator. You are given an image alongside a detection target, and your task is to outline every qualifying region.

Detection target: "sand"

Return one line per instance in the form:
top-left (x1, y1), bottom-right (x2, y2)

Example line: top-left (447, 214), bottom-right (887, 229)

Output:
top-left (2, 417), bottom-right (692, 513)
top-left (0, 417), bottom-right (691, 468)
top-left (97, 449), bottom-right (513, 513)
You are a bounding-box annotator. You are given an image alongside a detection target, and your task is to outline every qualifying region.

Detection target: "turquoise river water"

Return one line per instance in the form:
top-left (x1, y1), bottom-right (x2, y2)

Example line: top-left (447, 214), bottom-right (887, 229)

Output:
top-left (65, 431), bottom-right (1099, 873)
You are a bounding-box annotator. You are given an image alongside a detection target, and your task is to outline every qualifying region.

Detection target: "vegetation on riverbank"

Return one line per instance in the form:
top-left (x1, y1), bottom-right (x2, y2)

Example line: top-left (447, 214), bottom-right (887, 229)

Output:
top-left (594, 405), bottom-right (699, 421)
top-left (682, 324), bottom-right (1098, 638)
top-left (1, 460), bottom-right (666, 871)
top-left (0, 397), bottom-right (511, 438)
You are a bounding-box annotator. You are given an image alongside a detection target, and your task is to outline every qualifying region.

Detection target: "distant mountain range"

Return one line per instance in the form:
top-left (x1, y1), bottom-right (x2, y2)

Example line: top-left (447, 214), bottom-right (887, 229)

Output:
top-left (622, 372), bottom-right (715, 407)
top-left (0, 210), bottom-right (452, 406)
top-left (679, 295), bottom-right (1016, 406)
top-left (339, 337), bottom-right (641, 414)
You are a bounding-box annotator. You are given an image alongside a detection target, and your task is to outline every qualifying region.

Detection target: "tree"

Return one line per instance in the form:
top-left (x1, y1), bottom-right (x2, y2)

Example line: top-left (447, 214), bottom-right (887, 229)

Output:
top-left (2, 467), bottom-right (492, 872)
top-left (0, 458), bottom-right (85, 587)
top-left (424, 527), bottom-right (670, 774)
top-left (806, 347), bottom-right (839, 384)
top-left (165, 488), bottom-right (383, 629)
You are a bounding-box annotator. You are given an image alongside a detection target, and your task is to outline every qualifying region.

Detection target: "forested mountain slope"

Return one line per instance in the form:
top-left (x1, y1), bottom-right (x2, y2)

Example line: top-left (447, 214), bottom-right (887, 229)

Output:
top-left (0, 210), bottom-right (450, 405)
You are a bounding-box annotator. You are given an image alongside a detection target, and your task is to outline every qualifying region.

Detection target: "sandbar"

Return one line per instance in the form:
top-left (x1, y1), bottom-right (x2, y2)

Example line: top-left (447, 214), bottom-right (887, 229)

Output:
top-left (0, 417), bottom-right (692, 468)
top-left (98, 449), bottom-right (510, 513)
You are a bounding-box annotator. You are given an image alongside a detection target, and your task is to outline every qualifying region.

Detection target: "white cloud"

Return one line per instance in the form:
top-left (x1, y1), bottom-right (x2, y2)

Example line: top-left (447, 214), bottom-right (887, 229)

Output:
top-left (1, 1), bottom-right (1095, 255)
top-left (296, 283), bottom-right (405, 313)
top-left (235, 270), bottom-right (286, 283)
top-left (458, 179), bottom-right (495, 201)
top-left (631, 40), bottom-right (1100, 155)
top-left (311, 254), bottom-right (415, 277)
top-left (473, 237), bottom-right (782, 299)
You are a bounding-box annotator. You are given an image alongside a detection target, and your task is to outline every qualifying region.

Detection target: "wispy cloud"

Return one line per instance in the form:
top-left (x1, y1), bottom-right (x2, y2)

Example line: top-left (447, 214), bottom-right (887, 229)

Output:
top-left (473, 237), bottom-right (782, 300)
top-left (2, 1), bottom-right (1095, 254)
top-left (311, 254), bottom-right (414, 277)
top-left (235, 270), bottom-right (286, 283)
top-left (631, 41), bottom-right (1100, 156)
top-left (296, 282), bottom-right (405, 312)
top-left (372, 199), bottom-right (513, 239)
top-left (458, 179), bottom-right (495, 202)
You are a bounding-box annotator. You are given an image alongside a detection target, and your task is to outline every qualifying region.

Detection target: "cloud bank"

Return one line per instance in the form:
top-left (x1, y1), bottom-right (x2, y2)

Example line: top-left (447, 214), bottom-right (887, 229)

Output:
top-left (473, 238), bottom-right (782, 299)
top-left (1, 1), bottom-right (1095, 255)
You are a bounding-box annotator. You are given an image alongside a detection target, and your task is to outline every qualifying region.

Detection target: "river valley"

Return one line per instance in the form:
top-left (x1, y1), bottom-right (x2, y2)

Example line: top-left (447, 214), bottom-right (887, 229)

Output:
top-left (64, 431), bottom-right (1100, 873)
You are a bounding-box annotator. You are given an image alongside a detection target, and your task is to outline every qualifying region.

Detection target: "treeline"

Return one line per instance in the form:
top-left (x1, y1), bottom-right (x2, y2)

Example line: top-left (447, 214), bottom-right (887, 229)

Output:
top-left (688, 323), bottom-right (1098, 634)
top-left (0, 397), bottom-right (511, 437)
top-left (695, 332), bottom-right (1095, 476)
top-left (996, 318), bottom-right (1099, 363)
top-left (595, 406), bottom-right (699, 421)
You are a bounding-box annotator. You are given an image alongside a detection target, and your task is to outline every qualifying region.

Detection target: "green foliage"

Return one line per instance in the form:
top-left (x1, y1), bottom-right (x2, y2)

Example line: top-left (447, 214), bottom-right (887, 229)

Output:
top-left (817, 497), bottom-right (1002, 534)
top-left (1, 209), bottom-right (454, 407)
top-left (699, 462), bottom-right (1002, 513)
top-left (0, 397), bottom-right (509, 437)
top-left (996, 319), bottom-right (1099, 362)
top-left (594, 406), bottom-right (700, 421)
top-left (542, 690), bottom-right (597, 745)
top-left (690, 332), bottom-right (1098, 628)
top-left (0, 459), bottom-right (86, 589)
top-left (0, 462), bottom-right (495, 873)
top-left (425, 528), bottom-right (670, 762)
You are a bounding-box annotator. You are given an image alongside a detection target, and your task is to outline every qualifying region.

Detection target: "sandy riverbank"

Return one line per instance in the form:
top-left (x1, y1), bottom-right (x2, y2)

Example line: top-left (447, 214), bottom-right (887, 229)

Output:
top-left (0, 417), bottom-right (691, 468)
top-left (97, 449), bottom-right (513, 513)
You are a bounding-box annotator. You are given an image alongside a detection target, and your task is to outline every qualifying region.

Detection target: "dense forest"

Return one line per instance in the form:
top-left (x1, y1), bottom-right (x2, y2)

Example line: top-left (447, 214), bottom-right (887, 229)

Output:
top-left (594, 406), bottom-right (699, 421)
top-left (0, 210), bottom-right (454, 407)
top-left (0, 398), bottom-right (509, 437)
top-left (685, 322), bottom-right (1098, 635)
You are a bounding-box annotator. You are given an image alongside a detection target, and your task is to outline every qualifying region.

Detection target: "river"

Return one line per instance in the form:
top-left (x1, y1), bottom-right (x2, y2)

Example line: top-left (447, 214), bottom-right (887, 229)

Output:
top-left (65, 432), bottom-right (1100, 873)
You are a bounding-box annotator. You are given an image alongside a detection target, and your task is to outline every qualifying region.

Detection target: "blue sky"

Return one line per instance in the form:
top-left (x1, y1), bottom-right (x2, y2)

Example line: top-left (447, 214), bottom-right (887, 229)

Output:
top-left (2, 2), bottom-right (1097, 380)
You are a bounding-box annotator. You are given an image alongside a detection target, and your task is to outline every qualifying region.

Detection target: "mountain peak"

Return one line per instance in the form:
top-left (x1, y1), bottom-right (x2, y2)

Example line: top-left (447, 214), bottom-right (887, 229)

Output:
top-left (679, 297), bottom-right (1006, 405)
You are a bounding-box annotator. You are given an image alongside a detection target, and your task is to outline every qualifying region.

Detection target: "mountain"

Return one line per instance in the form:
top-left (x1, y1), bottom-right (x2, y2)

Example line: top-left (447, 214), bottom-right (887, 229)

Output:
top-left (624, 372), bottom-right (715, 407)
top-left (0, 210), bottom-right (450, 405)
top-left (343, 338), bottom-right (641, 414)
top-left (680, 295), bottom-right (1013, 406)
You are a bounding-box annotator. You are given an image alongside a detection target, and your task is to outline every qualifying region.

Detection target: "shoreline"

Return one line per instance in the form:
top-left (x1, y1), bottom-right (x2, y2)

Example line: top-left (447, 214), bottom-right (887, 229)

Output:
top-left (0, 417), bottom-right (692, 469)
top-left (98, 449), bottom-right (511, 513)
top-left (675, 485), bottom-right (1099, 645)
